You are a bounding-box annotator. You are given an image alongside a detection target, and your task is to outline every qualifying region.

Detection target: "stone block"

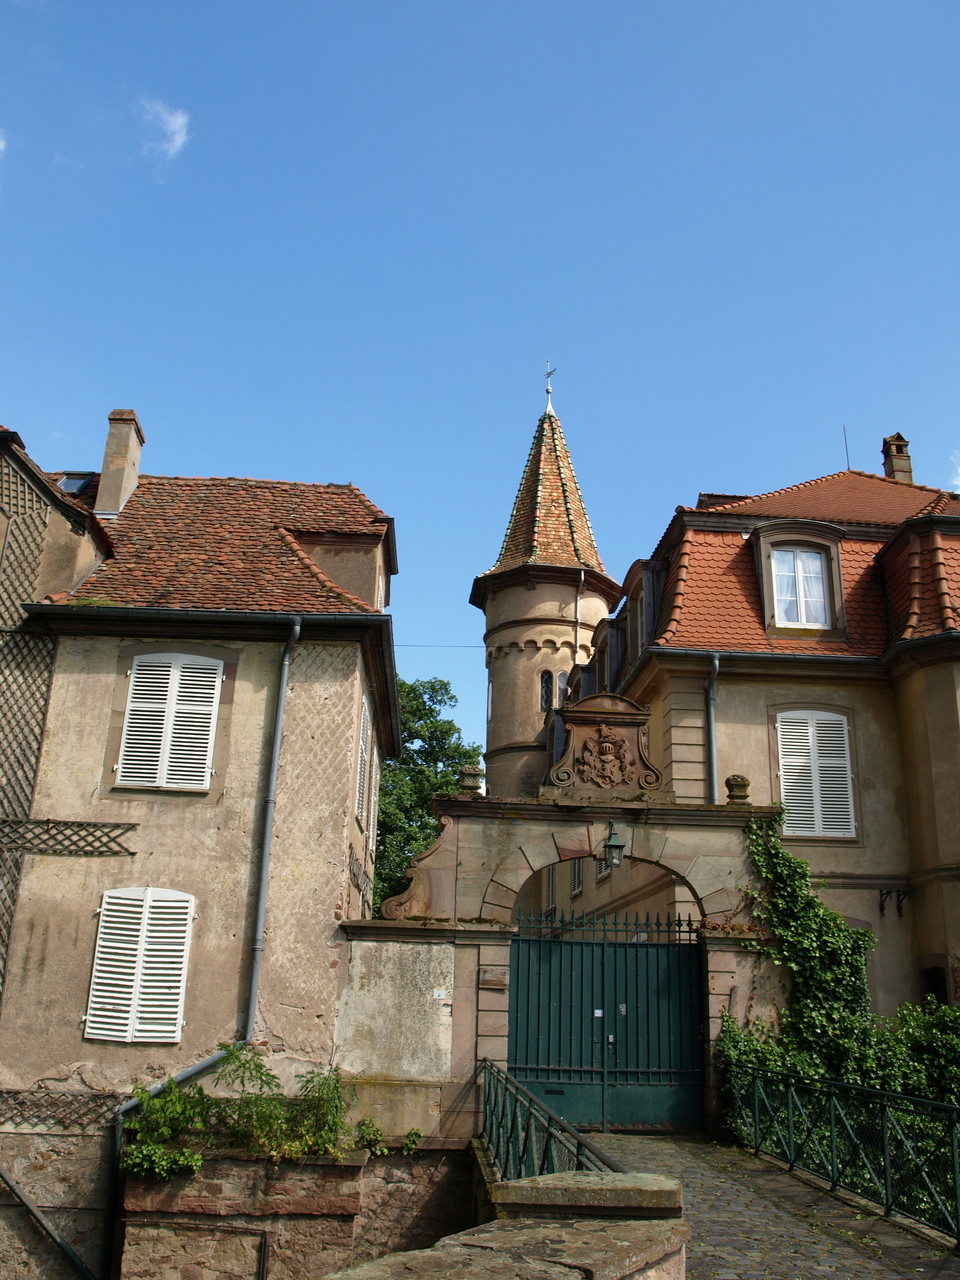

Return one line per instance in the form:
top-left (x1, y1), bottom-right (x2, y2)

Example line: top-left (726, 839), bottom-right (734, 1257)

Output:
top-left (490, 1171), bottom-right (682, 1219)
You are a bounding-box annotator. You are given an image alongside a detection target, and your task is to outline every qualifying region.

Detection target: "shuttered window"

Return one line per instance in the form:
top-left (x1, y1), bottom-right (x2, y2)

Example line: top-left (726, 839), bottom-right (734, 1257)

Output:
top-left (570, 858), bottom-right (583, 897)
top-left (84, 887), bottom-right (194, 1043)
top-left (356, 700), bottom-right (370, 817)
top-left (777, 711), bottom-right (855, 837)
top-left (116, 654), bottom-right (223, 790)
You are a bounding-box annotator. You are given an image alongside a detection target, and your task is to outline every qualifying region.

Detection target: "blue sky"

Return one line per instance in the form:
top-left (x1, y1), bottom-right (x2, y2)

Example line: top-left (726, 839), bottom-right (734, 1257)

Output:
top-left (2, 2), bottom-right (960, 751)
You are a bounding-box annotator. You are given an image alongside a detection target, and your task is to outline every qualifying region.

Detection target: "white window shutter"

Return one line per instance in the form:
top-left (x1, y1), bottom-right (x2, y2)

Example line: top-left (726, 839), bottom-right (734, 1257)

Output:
top-left (117, 654), bottom-right (222, 790)
top-left (777, 712), bottom-right (854, 838)
top-left (117, 659), bottom-right (174, 787)
top-left (366, 747), bottom-right (380, 854)
top-left (813, 715), bottom-right (855, 836)
top-left (356, 701), bottom-right (370, 816)
top-left (85, 888), bottom-right (194, 1043)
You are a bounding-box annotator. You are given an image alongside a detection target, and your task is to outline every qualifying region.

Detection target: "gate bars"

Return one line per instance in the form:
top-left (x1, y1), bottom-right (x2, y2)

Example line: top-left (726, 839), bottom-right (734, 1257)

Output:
top-left (480, 1060), bottom-right (626, 1180)
top-left (730, 1067), bottom-right (960, 1240)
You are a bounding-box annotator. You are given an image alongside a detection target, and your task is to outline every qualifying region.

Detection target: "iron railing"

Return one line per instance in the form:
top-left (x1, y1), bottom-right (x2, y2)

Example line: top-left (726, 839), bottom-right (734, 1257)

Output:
top-left (514, 909), bottom-right (700, 943)
top-left (480, 1059), bottom-right (626, 1180)
top-left (729, 1067), bottom-right (960, 1240)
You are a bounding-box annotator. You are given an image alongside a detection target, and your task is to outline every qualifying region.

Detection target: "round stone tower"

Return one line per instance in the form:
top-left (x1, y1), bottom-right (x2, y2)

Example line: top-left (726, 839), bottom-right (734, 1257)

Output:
top-left (470, 394), bottom-right (621, 798)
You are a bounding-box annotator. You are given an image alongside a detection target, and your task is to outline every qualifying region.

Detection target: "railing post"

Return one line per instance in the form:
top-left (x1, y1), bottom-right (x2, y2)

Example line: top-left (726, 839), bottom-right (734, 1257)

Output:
top-left (787, 1078), bottom-right (795, 1168)
top-left (752, 1070), bottom-right (761, 1153)
top-left (881, 1095), bottom-right (893, 1216)
top-left (952, 1107), bottom-right (960, 1244)
top-left (828, 1087), bottom-right (838, 1190)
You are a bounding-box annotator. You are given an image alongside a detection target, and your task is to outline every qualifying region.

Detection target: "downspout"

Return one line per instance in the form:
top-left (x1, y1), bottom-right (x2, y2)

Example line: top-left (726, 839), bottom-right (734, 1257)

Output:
top-left (246, 613), bottom-right (301, 1039)
top-left (574, 569), bottom-right (584, 661)
top-left (106, 614), bottom-right (302, 1279)
top-left (705, 653), bottom-right (720, 805)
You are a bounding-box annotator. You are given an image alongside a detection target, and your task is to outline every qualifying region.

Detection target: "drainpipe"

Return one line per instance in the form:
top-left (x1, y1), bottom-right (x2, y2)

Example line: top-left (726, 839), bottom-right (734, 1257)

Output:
top-left (574, 570), bottom-right (584, 661)
top-left (705, 654), bottom-right (719, 805)
top-left (105, 614), bottom-right (302, 1279)
top-left (246, 613), bottom-right (301, 1039)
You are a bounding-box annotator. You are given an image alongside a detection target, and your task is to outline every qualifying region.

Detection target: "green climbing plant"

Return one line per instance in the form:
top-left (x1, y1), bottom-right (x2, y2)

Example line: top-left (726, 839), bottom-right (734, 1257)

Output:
top-left (122, 1043), bottom-right (423, 1179)
top-left (715, 813), bottom-right (960, 1105)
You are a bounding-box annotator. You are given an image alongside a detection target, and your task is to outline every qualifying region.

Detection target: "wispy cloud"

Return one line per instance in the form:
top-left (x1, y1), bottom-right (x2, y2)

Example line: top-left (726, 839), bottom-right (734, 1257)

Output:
top-left (0, 131), bottom-right (7, 157)
top-left (140, 98), bottom-right (189, 161)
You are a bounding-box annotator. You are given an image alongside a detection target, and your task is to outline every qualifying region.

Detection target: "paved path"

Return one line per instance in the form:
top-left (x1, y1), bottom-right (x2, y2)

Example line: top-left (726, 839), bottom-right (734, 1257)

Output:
top-left (591, 1134), bottom-right (960, 1280)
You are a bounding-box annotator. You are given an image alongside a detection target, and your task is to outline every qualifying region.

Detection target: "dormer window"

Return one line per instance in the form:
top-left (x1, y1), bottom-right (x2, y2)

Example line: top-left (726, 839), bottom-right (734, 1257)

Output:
top-left (773, 548), bottom-right (828, 627)
top-left (753, 521), bottom-right (846, 636)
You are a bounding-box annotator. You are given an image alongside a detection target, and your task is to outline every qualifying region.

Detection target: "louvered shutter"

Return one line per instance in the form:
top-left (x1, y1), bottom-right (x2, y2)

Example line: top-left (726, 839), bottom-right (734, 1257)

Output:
top-left (84, 888), bottom-right (194, 1043)
top-left (356, 701), bottom-right (370, 816)
top-left (366, 747), bottom-right (380, 854)
top-left (777, 712), bottom-right (855, 837)
top-left (813, 715), bottom-right (855, 836)
top-left (117, 654), bottom-right (222, 789)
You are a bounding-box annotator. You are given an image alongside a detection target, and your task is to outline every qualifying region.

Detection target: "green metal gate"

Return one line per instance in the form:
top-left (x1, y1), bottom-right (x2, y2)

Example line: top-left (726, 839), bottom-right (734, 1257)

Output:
top-left (508, 912), bottom-right (704, 1131)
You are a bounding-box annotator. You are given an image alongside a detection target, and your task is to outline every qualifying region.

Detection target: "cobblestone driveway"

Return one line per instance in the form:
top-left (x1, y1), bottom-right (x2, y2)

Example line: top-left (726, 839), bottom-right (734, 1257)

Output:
top-left (592, 1134), bottom-right (960, 1280)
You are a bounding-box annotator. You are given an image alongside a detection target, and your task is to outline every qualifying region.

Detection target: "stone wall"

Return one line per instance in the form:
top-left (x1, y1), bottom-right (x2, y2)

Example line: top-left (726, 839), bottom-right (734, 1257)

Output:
top-left (122, 1147), bottom-right (474, 1279)
top-left (0, 1128), bottom-right (113, 1280)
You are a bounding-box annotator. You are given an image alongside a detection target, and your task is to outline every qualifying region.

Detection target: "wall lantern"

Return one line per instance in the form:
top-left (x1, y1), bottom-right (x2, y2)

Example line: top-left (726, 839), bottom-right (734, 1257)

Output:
top-left (604, 821), bottom-right (625, 868)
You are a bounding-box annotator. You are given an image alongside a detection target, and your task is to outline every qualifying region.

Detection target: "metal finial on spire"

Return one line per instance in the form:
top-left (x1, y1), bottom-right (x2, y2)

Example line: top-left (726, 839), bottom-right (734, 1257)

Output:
top-left (544, 361), bottom-right (556, 415)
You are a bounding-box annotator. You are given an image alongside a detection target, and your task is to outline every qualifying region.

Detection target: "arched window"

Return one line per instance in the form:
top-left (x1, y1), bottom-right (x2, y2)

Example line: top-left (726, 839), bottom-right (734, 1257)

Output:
top-left (539, 670), bottom-right (553, 712)
top-left (556, 670), bottom-right (569, 707)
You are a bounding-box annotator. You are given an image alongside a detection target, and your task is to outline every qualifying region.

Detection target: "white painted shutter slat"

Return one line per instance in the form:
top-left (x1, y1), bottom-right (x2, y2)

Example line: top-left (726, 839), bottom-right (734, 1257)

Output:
top-left (84, 890), bottom-right (146, 1041)
top-left (814, 716), bottom-right (855, 836)
top-left (356, 701), bottom-right (370, 816)
top-left (164, 661), bottom-right (222, 788)
top-left (84, 888), bottom-right (194, 1043)
top-left (133, 893), bottom-right (194, 1041)
top-left (116, 661), bottom-right (174, 786)
top-left (778, 712), bottom-right (855, 838)
top-left (777, 716), bottom-right (817, 834)
top-left (116, 655), bottom-right (222, 790)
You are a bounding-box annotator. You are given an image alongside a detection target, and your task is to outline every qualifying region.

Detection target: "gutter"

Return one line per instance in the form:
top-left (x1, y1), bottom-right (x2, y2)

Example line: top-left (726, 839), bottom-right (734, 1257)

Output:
top-left (23, 605), bottom-right (401, 757)
top-left (104, 614), bottom-right (303, 1279)
top-left (616, 644), bottom-right (883, 694)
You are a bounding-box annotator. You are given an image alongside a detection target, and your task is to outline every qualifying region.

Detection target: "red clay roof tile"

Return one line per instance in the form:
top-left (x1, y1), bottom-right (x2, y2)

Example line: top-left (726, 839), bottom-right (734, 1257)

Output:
top-left (481, 412), bottom-right (607, 576)
top-left (693, 469), bottom-right (955, 526)
top-left (68, 474), bottom-right (389, 613)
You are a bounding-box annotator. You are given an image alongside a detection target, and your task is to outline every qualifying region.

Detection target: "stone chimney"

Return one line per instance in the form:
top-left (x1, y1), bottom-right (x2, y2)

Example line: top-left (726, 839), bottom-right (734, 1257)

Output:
top-left (881, 433), bottom-right (913, 484)
top-left (94, 410), bottom-right (144, 518)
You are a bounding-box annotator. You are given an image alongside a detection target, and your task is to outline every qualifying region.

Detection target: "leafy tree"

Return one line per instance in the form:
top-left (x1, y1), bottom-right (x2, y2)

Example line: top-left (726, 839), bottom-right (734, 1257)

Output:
top-left (374, 677), bottom-right (481, 913)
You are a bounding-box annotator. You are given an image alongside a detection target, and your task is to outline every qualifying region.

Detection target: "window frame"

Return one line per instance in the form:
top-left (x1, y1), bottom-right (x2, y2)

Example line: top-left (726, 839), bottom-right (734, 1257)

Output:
top-left (774, 708), bottom-right (857, 839)
top-left (83, 886), bottom-right (195, 1043)
top-left (115, 652), bottom-right (223, 792)
top-left (753, 521), bottom-right (846, 637)
top-left (103, 643), bottom-right (237, 801)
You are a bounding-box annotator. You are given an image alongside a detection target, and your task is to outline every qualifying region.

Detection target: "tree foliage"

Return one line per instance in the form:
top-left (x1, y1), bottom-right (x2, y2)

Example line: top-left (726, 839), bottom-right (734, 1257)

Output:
top-left (374, 677), bottom-right (481, 912)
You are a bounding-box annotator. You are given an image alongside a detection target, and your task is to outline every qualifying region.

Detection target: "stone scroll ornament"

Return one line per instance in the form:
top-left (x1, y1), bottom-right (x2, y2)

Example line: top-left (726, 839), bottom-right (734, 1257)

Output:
top-left (547, 694), bottom-right (662, 796)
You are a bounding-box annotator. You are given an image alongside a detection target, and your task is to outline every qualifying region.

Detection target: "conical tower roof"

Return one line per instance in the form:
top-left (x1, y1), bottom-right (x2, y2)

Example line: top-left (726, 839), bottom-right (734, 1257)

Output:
top-left (484, 408), bottom-right (608, 577)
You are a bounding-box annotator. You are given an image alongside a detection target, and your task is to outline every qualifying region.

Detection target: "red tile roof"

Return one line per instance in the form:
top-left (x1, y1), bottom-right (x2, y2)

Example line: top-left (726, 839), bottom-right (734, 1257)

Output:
top-left (651, 468), bottom-right (960, 659)
top-left (652, 531), bottom-right (888, 655)
top-left (691, 469), bottom-right (958, 526)
top-left (480, 412), bottom-right (607, 577)
top-left (65, 474), bottom-right (389, 613)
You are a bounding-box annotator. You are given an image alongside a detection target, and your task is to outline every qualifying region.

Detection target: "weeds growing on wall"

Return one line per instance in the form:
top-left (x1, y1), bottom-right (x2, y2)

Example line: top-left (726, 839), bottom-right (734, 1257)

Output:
top-left (715, 814), bottom-right (960, 1104)
top-left (122, 1043), bottom-right (421, 1179)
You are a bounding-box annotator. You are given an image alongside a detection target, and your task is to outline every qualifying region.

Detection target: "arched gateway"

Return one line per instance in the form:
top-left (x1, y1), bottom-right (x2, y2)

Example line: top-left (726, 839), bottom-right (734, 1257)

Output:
top-left (360, 697), bottom-right (778, 1136)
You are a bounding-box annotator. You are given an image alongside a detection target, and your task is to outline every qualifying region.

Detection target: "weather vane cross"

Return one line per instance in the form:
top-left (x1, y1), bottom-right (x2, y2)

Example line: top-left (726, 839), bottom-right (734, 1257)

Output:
top-left (544, 361), bottom-right (556, 412)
